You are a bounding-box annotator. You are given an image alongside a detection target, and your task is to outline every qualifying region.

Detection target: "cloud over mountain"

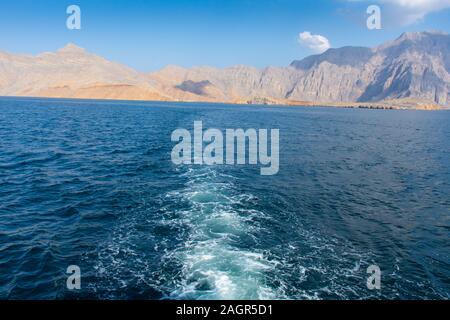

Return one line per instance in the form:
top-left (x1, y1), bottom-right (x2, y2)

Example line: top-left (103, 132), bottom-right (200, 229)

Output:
top-left (298, 32), bottom-right (331, 53)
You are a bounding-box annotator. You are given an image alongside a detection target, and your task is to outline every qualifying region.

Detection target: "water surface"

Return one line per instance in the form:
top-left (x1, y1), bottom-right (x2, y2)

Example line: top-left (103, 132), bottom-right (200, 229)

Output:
top-left (0, 98), bottom-right (449, 299)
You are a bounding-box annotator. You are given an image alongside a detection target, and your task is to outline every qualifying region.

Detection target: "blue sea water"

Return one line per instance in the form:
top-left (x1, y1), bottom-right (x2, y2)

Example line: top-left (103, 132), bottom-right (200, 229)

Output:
top-left (0, 97), bottom-right (449, 300)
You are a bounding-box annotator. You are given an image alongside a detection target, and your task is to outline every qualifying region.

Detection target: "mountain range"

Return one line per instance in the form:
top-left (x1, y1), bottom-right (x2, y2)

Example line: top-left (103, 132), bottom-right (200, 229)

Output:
top-left (1, 31), bottom-right (449, 109)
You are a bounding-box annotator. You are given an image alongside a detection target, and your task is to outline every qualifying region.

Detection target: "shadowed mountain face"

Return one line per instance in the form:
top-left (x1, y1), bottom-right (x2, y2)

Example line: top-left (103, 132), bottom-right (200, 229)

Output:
top-left (0, 32), bottom-right (449, 106)
top-left (176, 80), bottom-right (213, 96)
top-left (288, 31), bottom-right (450, 105)
top-left (290, 46), bottom-right (374, 70)
top-left (356, 32), bottom-right (450, 104)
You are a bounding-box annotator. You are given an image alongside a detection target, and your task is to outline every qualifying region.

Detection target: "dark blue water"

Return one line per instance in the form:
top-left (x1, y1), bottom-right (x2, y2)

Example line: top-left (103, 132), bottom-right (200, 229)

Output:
top-left (0, 97), bottom-right (449, 300)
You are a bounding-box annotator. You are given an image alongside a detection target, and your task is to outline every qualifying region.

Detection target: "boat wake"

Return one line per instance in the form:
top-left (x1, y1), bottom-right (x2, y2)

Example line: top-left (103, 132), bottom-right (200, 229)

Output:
top-left (165, 167), bottom-right (282, 300)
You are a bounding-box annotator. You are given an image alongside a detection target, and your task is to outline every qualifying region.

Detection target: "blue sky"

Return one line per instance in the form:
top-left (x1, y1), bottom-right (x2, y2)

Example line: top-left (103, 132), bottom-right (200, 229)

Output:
top-left (0, 0), bottom-right (449, 71)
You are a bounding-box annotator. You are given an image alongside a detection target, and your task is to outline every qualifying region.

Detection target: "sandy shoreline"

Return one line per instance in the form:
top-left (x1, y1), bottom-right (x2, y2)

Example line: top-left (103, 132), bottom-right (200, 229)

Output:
top-left (1, 95), bottom-right (448, 111)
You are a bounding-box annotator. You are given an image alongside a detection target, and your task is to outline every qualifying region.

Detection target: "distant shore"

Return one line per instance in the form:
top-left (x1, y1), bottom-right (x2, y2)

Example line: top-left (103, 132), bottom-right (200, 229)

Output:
top-left (240, 97), bottom-right (447, 111)
top-left (0, 95), bottom-right (447, 111)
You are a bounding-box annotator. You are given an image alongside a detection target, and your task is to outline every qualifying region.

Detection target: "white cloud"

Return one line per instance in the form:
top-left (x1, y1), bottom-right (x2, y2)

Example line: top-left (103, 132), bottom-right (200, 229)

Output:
top-left (384, 0), bottom-right (450, 10)
top-left (385, 0), bottom-right (450, 23)
top-left (298, 32), bottom-right (331, 53)
top-left (353, 0), bottom-right (450, 24)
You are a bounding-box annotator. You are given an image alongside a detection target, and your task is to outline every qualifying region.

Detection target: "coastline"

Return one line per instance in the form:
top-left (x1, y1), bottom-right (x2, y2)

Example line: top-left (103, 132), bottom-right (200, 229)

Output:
top-left (0, 95), bottom-right (447, 111)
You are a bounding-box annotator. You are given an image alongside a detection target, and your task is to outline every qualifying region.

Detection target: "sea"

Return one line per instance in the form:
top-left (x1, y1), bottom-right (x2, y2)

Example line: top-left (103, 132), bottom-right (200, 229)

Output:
top-left (0, 97), bottom-right (449, 300)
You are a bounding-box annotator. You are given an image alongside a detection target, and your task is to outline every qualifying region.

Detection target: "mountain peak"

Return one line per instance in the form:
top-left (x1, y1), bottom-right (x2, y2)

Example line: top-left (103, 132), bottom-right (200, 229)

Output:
top-left (396, 31), bottom-right (449, 42)
top-left (397, 31), bottom-right (424, 41)
top-left (290, 46), bottom-right (374, 70)
top-left (375, 30), bottom-right (450, 53)
top-left (58, 43), bottom-right (86, 54)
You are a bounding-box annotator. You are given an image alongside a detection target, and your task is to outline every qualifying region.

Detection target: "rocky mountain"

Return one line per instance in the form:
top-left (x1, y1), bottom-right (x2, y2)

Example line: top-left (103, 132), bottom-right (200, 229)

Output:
top-left (0, 43), bottom-right (170, 101)
top-left (289, 31), bottom-right (450, 106)
top-left (0, 31), bottom-right (449, 108)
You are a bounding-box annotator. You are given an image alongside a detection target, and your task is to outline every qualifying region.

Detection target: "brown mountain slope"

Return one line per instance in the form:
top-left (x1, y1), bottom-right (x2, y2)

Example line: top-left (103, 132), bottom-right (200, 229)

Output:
top-left (0, 32), bottom-right (448, 109)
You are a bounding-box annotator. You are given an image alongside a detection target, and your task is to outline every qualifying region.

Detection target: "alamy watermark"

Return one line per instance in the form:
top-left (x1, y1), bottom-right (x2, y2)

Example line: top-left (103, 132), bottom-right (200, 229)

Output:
top-left (367, 265), bottom-right (381, 290)
top-left (66, 265), bottom-right (81, 290)
top-left (65, 4), bottom-right (380, 36)
top-left (367, 5), bottom-right (382, 30)
top-left (66, 5), bottom-right (81, 30)
top-left (171, 121), bottom-right (279, 175)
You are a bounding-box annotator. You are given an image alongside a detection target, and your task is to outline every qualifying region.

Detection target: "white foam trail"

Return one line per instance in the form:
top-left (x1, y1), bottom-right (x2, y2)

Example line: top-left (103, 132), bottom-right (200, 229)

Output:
top-left (168, 167), bottom-right (280, 300)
